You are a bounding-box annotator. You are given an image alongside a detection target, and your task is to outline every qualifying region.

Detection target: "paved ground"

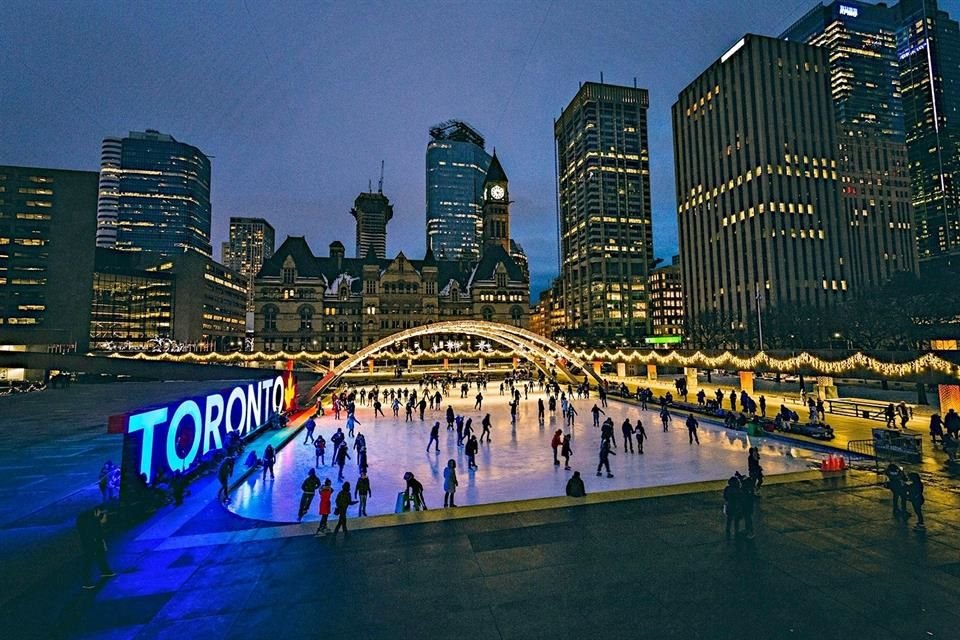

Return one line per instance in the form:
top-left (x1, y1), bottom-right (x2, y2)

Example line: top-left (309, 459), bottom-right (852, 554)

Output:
top-left (9, 469), bottom-right (957, 640)
top-left (229, 391), bottom-right (818, 522)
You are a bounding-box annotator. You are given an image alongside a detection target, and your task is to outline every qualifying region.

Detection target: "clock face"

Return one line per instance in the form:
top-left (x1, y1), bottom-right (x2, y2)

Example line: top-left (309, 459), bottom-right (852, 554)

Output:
top-left (490, 185), bottom-right (505, 201)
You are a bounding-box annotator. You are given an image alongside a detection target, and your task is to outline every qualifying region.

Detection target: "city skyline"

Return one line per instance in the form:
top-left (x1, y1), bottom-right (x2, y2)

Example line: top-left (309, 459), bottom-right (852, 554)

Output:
top-left (0, 0), bottom-right (851, 295)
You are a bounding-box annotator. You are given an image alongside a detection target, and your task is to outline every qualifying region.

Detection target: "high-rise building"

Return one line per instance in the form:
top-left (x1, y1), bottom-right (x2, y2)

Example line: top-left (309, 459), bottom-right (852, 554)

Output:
top-left (895, 0), bottom-right (960, 265)
top-left (673, 35), bottom-right (851, 328)
top-left (96, 130), bottom-right (212, 256)
top-left (649, 256), bottom-right (684, 337)
top-left (555, 82), bottom-right (654, 343)
top-left (222, 217), bottom-right (276, 312)
top-left (0, 166), bottom-right (98, 357)
top-left (783, 0), bottom-right (918, 289)
top-left (351, 191), bottom-right (393, 259)
top-left (425, 121), bottom-right (491, 261)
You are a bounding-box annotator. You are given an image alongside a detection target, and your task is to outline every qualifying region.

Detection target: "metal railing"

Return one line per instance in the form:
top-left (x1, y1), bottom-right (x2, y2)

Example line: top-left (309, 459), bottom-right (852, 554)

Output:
top-left (828, 399), bottom-right (912, 423)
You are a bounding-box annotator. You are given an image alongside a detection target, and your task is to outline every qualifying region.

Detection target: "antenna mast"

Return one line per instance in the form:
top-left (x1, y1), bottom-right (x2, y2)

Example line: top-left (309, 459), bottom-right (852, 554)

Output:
top-left (378, 160), bottom-right (384, 194)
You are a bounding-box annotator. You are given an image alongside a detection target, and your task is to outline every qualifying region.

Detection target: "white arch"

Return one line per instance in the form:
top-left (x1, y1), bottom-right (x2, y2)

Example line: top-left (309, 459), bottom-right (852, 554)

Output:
top-left (307, 321), bottom-right (602, 400)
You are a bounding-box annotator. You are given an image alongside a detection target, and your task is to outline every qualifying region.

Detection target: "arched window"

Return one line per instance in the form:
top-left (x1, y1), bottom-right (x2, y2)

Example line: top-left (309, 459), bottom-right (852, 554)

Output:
top-left (496, 271), bottom-right (507, 289)
top-left (482, 306), bottom-right (494, 322)
top-left (510, 306), bottom-right (523, 327)
top-left (263, 305), bottom-right (278, 330)
top-left (298, 305), bottom-right (314, 330)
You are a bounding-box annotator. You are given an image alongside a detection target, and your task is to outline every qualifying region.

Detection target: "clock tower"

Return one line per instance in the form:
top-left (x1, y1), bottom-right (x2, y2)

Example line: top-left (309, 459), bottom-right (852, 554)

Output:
top-left (481, 151), bottom-right (510, 254)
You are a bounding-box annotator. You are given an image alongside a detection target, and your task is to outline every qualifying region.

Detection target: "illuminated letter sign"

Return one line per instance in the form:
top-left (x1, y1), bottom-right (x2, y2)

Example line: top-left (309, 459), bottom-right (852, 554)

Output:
top-left (119, 376), bottom-right (291, 483)
top-left (839, 5), bottom-right (858, 17)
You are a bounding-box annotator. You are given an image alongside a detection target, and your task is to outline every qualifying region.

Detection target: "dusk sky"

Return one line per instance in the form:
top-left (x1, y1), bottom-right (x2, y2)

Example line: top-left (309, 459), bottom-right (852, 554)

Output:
top-left (2, 0), bottom-right (852, 294)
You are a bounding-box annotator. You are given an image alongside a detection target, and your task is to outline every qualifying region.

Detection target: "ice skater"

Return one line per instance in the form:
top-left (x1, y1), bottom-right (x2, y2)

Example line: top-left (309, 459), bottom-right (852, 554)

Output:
top-left (561, 433), bottom-right (573, 469)
top-left (446, 405), bottom-right (455, 430)
top-left (345, 413), bottom-right (360, 438)
top-left (686, 413), bottom-right (700, 445)
top-left (404, 471), bottom-right (427, 510)
top-left (314, 478), bottom-right (334, 534)
top-left (660, 407), bottom-right (672, 432)
top-left (537, 398), bottom-right (545, 424)
top-left (314, 435), bottom-right (326, 466)
top-left (355, 471), bottom-right (371, 517)
top-left (465, 435), bottom-right (479, 470)
top-left (298, 469), bottom-right (321, 522)
top-left (302, 414), bottom-right (317, 444)
top-left (621, 419), bottom-right (634, 453)
top-left (480, 414), bottom-right (492, 443)
top-left (443, 459), bottom-right (458, 508)
top-left (475, 392), bottom-right (483, 410)
top-left (334, 441), bottom-right (351, 481)
top-left (426, 421), bottom-right (441, 453)
top-left (596, 438), bottom-right (615, 478)
top-left (262, 444), bottom-right (276, 479)
top-left (635, 419), bottom-right (646, 454)
top-left (551, 429), bottom-right (563, 466)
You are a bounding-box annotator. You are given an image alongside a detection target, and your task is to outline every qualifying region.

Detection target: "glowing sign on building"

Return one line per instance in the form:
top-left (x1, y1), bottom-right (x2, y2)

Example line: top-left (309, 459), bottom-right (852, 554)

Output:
top-left (118, 375), bottom-right (294, 482)
top-left (839, 5), bottom-right (859, 18)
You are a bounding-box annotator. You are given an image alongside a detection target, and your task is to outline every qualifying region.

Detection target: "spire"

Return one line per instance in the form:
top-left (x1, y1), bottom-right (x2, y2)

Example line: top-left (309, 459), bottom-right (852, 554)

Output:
top-left (484, 150), bottom-right (507, 184)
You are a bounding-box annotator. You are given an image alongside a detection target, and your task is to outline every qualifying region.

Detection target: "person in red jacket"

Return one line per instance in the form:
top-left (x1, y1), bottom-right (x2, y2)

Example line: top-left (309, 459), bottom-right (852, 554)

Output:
top-left (551, 429), bottom-right (563, 466)
top-left (314, 479), bottom-right (334, 535)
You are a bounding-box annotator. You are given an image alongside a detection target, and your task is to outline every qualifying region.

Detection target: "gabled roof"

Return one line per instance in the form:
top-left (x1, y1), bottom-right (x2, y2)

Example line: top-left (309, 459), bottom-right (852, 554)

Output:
top-left (258, 236), bottom-right (326, 278)
top-left (484, 151), bottom-right (507, 184)
top-left (469, 243), bottom-right (527, 287)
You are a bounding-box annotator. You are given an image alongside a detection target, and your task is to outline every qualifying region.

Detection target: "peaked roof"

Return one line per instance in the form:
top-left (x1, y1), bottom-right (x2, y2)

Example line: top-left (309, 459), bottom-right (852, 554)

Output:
top-left (470, 243), bottom-right (526, 285)
top-left (484, 151), bottom-right (507, 184)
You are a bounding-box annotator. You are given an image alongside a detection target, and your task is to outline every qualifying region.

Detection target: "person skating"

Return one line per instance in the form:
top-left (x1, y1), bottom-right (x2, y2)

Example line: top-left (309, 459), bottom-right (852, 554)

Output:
top-left (345, 413), bottom-right (360, 438)
top-left (551, 429), bottom-right (563, 466)
top-left (262, 444), bottom-right (276, 480)
top-left (314, 478), bottom-right (334, 534)
top-left (475, 392), bottom-right (483, 410)
top-left (561, 433), bottom-right (573, 469)
top-left (660, 407), bottom-right (672, 432)
top-left (332, 482), bottom-right (357, 536)
top-left (331, 428), bottom-right (345, 460)
top-left (600, 418), bottom-right (617, 449)
top-left (373, 399), bottom-right (385, 418)
top-left (465, 435), bottom-right (479, 470)
top-left (392, 397), bottom-right (401, 417)
top-left (446, 405), bottom-right (455, 430)
top-left (355, 471), bottom-right (371, 517)
top-left (565, 403), bottom-right (578, 427)
top-left (314, 435), bottom-right (326, 467)
top-left (418, 398), bottom-right (427, 420)
top-left (686, 413), bottom-right (700, 445)
top-left (748, 447), bottom-right (763, 493)
top-left (537, 398), bottom-right (545, 424)
top-left (456, 418), bottom-right (465, 447)
top-left (357, 445), bottom-right (368, 475)
top-left (591, 404), bottom-right (605, 428)
top-left (426, 421), bottom-right (441, 453)
top-left (217, 456), bottom-right (235, 504)
top-left (565, 471), bottom-right (586, 497)
top-left (77, 506), bottom-right (115, 589)
top-left (443, 459), bottom-right (458, 507)
top-left (403, 471), bottom-right (427, 510)
top-left (596, 438), bottom-right (615, 478)
top-left (906, 472), bottom-right (925, 530)
top-left (334, 441), bottom-right (351, 481)
top-left (298, 469), bottom-right (321, 522)
top-left (302, 415), bottom-right (317, 445)
top-left (480, 414), bottom-right (492, 443)
top-left (635, 419), bottom-right (646, 454)
top-left (621, 419), bottom-right (634, 453)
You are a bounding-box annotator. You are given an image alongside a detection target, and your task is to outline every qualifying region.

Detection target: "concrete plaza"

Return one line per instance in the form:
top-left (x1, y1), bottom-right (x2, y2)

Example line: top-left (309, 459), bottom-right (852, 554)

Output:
top-left (228, 389), bottom-right (819, 522)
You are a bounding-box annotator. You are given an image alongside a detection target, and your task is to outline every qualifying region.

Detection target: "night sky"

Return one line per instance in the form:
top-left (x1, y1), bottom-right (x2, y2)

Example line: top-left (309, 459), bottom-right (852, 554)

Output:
top-left (2, 0), bottom-right (838, 294)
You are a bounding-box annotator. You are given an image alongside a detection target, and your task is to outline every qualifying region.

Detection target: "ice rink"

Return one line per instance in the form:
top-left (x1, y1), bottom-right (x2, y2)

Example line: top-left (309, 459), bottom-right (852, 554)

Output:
top-left (228, 386), bottom-right (820, 523)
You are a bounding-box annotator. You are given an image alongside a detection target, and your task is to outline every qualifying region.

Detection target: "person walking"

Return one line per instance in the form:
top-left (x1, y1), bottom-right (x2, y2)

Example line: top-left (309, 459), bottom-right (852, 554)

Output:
top-left (634, 419), bottom-right (646, 454)
top-left (443, 459), bottom-right (458, 508)
top-left (217, 456), bottom-right (235, 504)
top-left (77, 506), bottom-right (115, 589)
top-left (884, 403), bottom-right (896, 428)
top-left (884, 463), bottom-right (908, 519)
top-left (561, 433), bottom-right (573, 469)
top-left (758, 395), bottom-right (767, 417)
top-left (591, 404), bottom-right (605, 428)
top-left (551, 429), bottom-right (563, 466)
top-left (686, 414), bottom-right (700, 445)
top-left (565, 471), bottom-right (586, 497)
top-left (465, 435), bottom-right (479, 470)
top-left (355, 471), bottom-right (371, 517)
top-left (262, 444), bottom-right (276, 480)
top-left (739, 477), bottom-right (756, 539)
top-left (929, 413), bottom-right (944, 445)
top-left (906, 472), bottom-right (925, 530)
top-left (314, 479), bottom-right (334, 534)
top-left (660, 407), bottom-right (672, 432)
top-left (480, 414), bottom-right (492, 443)
top-left (729, 390), bottom-right (737, 412)
top-left (332, 482), bottom-right (357, 536)
top-left (446, 405), bottom-right (455, 430)
top-left (298, 469), bottom-right (321, 522)
top-left (302, 415), bottom-right (317, 445)
top-left (314, 435), bottom-right (326, 467)
top-left (475, 392), bottom-right (483, 410)
top-left (426, 421), bottom-right (441, 453)
top-left (944, 408), bottom-right (960, 439)
top-left (748, 447), bottom-right (764, 494)
top-left (621, 419), bottom-right (634, 453)
top-left (596, 438), bottom-right (615, 478)
top-left (334, 441), bottom-right (351, 481)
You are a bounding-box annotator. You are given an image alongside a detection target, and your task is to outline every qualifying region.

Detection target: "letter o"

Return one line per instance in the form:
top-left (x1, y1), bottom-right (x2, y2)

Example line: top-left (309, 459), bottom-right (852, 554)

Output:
top-left (166, 400), bottom-right (202, 472)
top-left (272, 376), bottom-right (284, 413)
top-left (226, 386), bottom-right (247, 433)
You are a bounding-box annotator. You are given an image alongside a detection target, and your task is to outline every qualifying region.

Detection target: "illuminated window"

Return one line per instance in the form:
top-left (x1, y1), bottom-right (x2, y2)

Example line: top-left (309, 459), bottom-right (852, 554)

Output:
top-left (299, 305), bottom-right (314, 330)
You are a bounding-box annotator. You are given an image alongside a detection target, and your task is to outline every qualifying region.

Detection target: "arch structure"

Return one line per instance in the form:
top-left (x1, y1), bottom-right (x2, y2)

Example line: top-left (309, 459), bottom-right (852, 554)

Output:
top-left (308, 321), bottom-right (602, 401)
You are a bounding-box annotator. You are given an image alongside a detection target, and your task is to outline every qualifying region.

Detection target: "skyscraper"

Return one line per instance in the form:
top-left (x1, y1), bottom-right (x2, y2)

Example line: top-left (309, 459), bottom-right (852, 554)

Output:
top-left (480, 152), bottom-right (510, 253)
top-left (673, 35), bottom-right (851, 328)
top-left (649, 256), bottom-right (684, 338)
top-left (351, 191), bottom-right (393, 259)
top-left (425, 120), bottom-right (491, 262)
top-left (96, 130), bottom-right (212, 256)
top-left (895, 0), bottom-right (960, 265)
top-left (783, 0), bottom-right (918, 289)
top-left (555, 81), bottom-right (654, 342)
top-left (0, 166), bottom-right (98, 355)
top-left (222, 217), bottom-right (276, 312)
